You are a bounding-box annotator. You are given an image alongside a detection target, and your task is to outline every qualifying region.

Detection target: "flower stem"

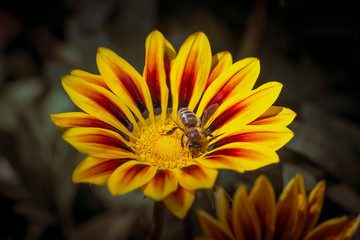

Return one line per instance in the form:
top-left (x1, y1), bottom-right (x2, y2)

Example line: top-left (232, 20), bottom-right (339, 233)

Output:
top-left (146, 201), bottom-right (166, 240)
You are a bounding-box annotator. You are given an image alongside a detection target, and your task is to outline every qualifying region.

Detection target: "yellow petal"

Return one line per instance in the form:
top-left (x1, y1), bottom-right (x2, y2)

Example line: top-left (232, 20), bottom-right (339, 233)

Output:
top-left (107, 160), bottom-right (157, 195)
top-left (250, 106), bottom-right (296, 126)
top-left (303, 216), bottom-right (350, 240)
top-left (206, 51), bottom-right (233, 89)
top-left (143, 30), bottom-right (171, 121)
top-left (249, 175), bottom-right (276, 240)
top-left (178, 164), bottom-right (218, 191)
top-left (72, 156), bottom-right (128, 185)
top-left (201, 142), bottom-right (279, 172)
top-left (197, 57), bottom-right (260, 117)
top-left (142, 169), bottom-right (179, 201)
top-left (62, 74), bottom-right (138, 136)
top-left (301, 180), bottom-right (326, 237)
top-left (163, 186), bottom-right (195, 219)
top-left (197, 209), bottom-right (235, 240)
top-left (96, 47), bottom-right (154, 123)
top-left (170, 32), bottom-right (212, 117)
top-left (63, 127), bottom-right (136, 159)
top-left (70, 69), bottom-right (109, 90)
top-left (232, 185), bottom-right (262, 240)
top-left (207, 82), bottom-right (283, 133)
top-left (214, 187), bottom-right (233, 233)
top-left (209, 124), bottom-right (294, 152)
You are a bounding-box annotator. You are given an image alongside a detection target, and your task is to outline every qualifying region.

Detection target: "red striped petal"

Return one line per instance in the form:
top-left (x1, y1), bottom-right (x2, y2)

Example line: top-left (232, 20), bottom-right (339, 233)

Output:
top-left (200, 142), bottom-right (279, 172)
top-left (72, 156), bottom-right (128, 185)
top-left (207, 82), bottom-right (282, 134)
top-left (197, 57), bottom-right (259, 117)
top-left (50, 112), bottom-right (128, 139)
top-left (143, 30), bottom-right (175, 120)
top-left (170, 32), bottom-right (212, 116)
top-left (206, 51), bottom-right (233, 89)
top-left (142, 169), bottom-right (179, 201)
top-left (108, 160), bottom-right (157, 195)
top-left (97, 47), bottom-right (154, 123)
top-left (209, 125), bottom-right (293, 151)
top-left (163, 186), bottom-right (195, 219)
top-left (178, 164), bottom-right (218, 191)
top-left (62, 74), bottom-right (138, 136)
top-left (250, 106), bottom-right (296, 126)
top-left (63, 127), bottom-right (136, 159)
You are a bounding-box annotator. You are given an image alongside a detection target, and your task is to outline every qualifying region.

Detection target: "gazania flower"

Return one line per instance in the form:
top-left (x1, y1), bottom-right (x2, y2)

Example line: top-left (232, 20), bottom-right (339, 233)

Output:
top-left (197, 174), bottom-right (360, 240)
top-left (50, 30), bottom-right (295, 218)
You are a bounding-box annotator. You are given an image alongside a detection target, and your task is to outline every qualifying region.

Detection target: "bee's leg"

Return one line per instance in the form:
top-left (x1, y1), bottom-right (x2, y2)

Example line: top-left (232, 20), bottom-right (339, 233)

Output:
top-left (208, 132), bottom-right (225, 143)
top-left (204, 131), bottom-right (214, 138)
top-left (164, 127), bottom-right (179, 135)
top-left (181, 134), bottom-right (185, 148)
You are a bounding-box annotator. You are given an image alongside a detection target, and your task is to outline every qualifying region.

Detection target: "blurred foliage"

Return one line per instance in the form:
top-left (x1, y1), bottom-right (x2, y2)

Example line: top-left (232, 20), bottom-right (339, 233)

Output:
top-left (0, 0), bottom-right (359, 239)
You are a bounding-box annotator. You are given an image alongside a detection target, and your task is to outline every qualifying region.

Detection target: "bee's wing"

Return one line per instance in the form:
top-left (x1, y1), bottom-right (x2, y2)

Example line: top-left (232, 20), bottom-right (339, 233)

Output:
top-left (200, 104), bottom-right (219, 128)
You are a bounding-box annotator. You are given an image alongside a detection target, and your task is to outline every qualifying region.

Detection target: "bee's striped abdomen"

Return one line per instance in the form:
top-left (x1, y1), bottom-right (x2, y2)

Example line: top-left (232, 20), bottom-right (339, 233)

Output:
top-left (178, 108), bottom-right (198, 128)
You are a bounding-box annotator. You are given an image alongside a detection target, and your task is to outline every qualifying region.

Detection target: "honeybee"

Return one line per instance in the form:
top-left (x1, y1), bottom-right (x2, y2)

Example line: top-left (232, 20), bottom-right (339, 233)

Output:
top-left (166, 104), bottom-right (219, 157)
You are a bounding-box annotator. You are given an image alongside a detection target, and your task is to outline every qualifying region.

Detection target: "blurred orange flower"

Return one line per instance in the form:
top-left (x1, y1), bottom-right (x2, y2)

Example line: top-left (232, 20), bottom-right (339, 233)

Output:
top-left (50, 30), bottom-right (295, 218)
top-left (197, 174), bottom-right (360, 240)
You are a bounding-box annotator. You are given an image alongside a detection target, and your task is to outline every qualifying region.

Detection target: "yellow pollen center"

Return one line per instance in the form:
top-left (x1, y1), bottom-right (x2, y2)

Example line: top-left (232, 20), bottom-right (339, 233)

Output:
top-left (133, 120), bottom-right (192, 169)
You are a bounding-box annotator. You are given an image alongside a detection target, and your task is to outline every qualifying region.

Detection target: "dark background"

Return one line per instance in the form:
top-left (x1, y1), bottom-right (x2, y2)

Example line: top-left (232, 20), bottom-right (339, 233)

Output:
top-left (0, 0), bottom-right (359, 239)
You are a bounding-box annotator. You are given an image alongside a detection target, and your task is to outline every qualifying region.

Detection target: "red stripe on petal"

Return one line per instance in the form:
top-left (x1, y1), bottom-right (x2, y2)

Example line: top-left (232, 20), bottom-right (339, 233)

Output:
top-left (81, 88), bottom-right (134, 132)
top-left (51, 112), bottom-right (130, 141)
top-left (76, 133), bottom-right (133, 153)
top-left (179, 55), bottom-right (197, 108)
top-left (143, 170), bottom-right (178, 200)
top-left (113, 69), bottom-right (149, 119)
top-left (145, 68), bottom-right (161, 115)
top-left (75, 159), bottom-right (128, 182)
top-left (206, 148), bottom-right (242, 158)
top-left (207, 103), bottom-right (244, 133)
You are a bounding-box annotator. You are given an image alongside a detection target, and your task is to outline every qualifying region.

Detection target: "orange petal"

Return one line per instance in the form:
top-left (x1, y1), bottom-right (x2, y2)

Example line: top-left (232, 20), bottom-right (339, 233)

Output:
top-left (303, 216), bottom-right (351, 240)
top-left (70, 69), bottom-right (110, 90)
top-left (209, 124), bottom-right (294, 152)
top-left (107, 160), bottom-right (157, 195)
top-left (96, 47), bottom-right (154, 123)
top-left (249, 175), bottom-right (276, 240)
top-left (197, 57), bottom-right (260, 117)
top-left (250, 106), bottom-right (296, 126)
top-left (197, 209), bottom-right (235, 240)
top-left (63, 127), bottom-right (136, 159)
top-left (301, 180), bottom-right (326, 237)
top-left (275, 174), bottom-right (307, 240)
top-left (178, 164), bottom-right (218, 191)
top-left (200, 142), bottom-right (279, 172)
top-left (72, 156), bottom-right (128, 185)
top-left (206, 51), bottom-right (233, 89)
top-left (62, 74), bottom-right (138, 136)
top-left (163, 186), bottom-right (195, 219)
top-left (214, 187), bottom-right (233, 233)
top-left (142, 169), bottom-right (179, 201)
top-left (207, 82), bottom-right (283, 133)
top-left (170, 32), bottom-right (212, 116)
top-left (232, 185), bottom-right (262, 240)
top-left (143, 30), bottom-right (172, 121)
top-left (342, 214), bottom-right (360, 240)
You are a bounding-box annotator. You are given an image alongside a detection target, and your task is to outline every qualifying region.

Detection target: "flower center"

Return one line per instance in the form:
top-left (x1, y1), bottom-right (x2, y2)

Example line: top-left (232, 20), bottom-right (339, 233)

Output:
top-left (133, 120), bottom-right (192, 169)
